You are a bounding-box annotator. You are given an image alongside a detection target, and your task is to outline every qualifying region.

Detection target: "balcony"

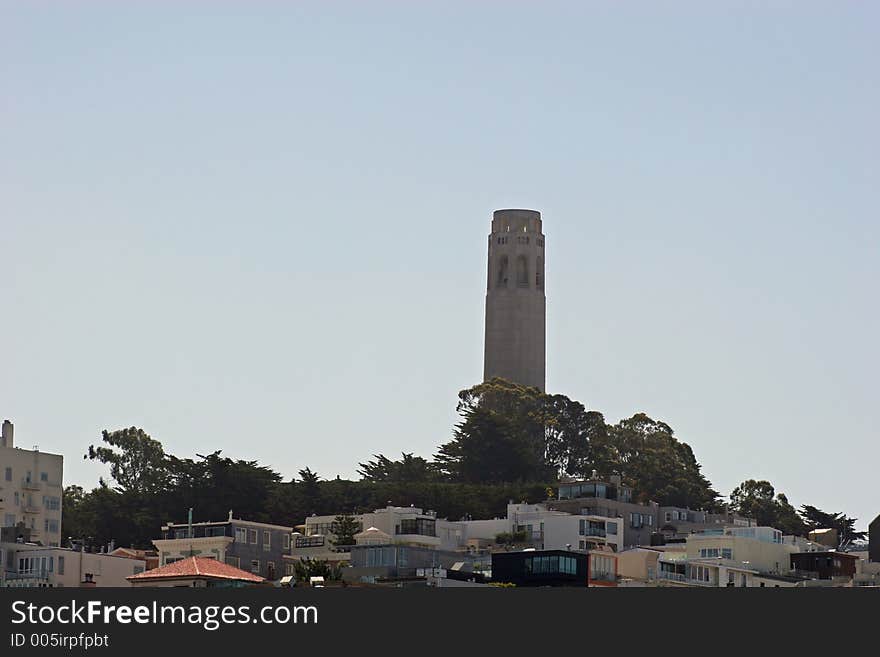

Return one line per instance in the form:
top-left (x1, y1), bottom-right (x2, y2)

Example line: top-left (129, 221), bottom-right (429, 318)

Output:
top-left (581, 528), bottom-right (606, 538)
top-left (657, 571), bottom-right (688, 583)
top-left (3, 572), bottom-right (51, 587)
top-left (21, 479), bottom-right (42, 491)
top-left (23, 504), bottom-right (41, 514)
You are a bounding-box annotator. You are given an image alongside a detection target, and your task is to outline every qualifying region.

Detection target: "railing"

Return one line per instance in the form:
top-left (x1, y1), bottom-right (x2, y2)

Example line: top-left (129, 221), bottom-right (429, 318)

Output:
top-left (687, 577), bottom-right (717, 587)
top-left (656, 571), bottom-right (687, 583)
top-left (21, 479), bottom-right (42, 491)
top-left (581, 528), bottom-right (606, 537)
top-left (23, 505), bottom-right (41, 514)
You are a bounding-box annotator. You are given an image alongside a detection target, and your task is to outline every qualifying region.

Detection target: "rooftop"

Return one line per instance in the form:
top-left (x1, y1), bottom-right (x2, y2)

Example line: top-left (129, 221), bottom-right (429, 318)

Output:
top-left (127, 556), bottom-right (264, 583)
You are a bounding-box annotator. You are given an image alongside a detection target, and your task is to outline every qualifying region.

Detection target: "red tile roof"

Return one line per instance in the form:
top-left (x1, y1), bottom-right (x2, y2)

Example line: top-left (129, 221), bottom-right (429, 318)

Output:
top-left (127, 556), bottom-right (264, 583)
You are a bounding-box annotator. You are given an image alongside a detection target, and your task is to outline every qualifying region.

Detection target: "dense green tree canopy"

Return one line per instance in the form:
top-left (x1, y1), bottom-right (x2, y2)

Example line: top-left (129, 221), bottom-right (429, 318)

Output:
top-left (62, 380), bottom-right (848, 549)
top-left (728, 479), bottom-right (807, 535)
top-left (358, 453), bottom-right (439, 483)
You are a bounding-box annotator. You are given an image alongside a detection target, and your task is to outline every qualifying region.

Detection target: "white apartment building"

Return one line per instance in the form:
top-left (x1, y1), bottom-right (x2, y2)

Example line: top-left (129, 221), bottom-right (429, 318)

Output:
top-left (505, 503), bottom-right (624, 553)
top-left (0, 420), bottom-right (64, 547)
top-left (294, 503), bottom-right (624, 563)
top-left (301, 506), bottom-right (461, 551)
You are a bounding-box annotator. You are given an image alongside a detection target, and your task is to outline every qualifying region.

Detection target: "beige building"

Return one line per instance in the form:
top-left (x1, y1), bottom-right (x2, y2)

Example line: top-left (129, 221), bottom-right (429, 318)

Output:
top-left (2, 544), bottom-right (145, 587)
top-left (655, 527), bottom-right (805, 587)
top-left (0, 420), bottom-right (64, 547)
top-left (617, 547), bottom-right (664, 583)
top-left (483, 209), bottom-right (546, 391)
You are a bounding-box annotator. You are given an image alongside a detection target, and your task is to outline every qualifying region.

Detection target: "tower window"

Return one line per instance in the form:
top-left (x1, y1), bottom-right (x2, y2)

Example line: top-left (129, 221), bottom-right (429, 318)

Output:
top-left (516, 255), bottom-right (528, 287)
top-left (497, 256), bottom-right (509, 287)
top-left (536, 256), bottom-right (543, 289)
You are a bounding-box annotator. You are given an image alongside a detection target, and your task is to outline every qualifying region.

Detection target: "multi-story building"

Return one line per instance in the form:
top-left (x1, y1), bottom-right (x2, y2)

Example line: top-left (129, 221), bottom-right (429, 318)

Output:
top-left (1, 543), bottom-right (145, 588)
top-left (655, 526), bottom-right (806, 587)
top-left (656, 507), bottom-right (755, 541)
top-left (790, 551), bottom-right (859, 581)
top-left (289, 502), bottom-right (625, 577)
top-left (153, 512), bottom-right (292, 581)
top-left (549, 474), bottom-right (658, 547)
top-left (491, 549), bottom-right (589, 587)
top-left (0, 420), bottom-right (64, 547)
top-left (344, 544), bottom-right (491, 586)
top-left (549, 473), bottom-right (758, 549)
top-left (493, 503), bottom-right (624, 553)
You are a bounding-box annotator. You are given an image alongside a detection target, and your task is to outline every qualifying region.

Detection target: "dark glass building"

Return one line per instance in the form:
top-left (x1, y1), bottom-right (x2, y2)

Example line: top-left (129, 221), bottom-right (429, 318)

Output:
top-left (491, 549), bottom-right (588, 587)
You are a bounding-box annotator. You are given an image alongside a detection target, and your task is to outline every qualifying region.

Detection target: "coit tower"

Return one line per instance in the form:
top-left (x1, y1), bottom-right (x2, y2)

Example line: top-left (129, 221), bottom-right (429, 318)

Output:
top-left (483, 209), bottom-right (546, 391)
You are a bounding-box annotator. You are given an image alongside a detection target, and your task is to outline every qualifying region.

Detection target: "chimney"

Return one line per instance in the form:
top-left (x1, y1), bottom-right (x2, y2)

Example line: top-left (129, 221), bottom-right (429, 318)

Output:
top-left (1, 420), bottom-right (12, 448)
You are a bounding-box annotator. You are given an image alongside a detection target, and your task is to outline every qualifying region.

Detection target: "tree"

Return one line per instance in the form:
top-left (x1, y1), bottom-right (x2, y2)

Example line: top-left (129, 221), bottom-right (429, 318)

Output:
top-left (435, 379), bottom-right (557, 483)
top-left (435, 404), bottom-right (548, 483)
top-left (728, 480), bottom-right (806, 535)
top-left (606, 414), bottom-right (720, 510)
top-left (494, 530), bottom-right (529, 546)
top-left (86, 427), bottom-right (168, 495)
top-left (799, 505), bottom-right (867, 546)
top-left (298, 468), bottom-right (322, 516)
top-left (290, 557), bottom-right (344, 583)
top-left (541, 395), bottom-right (610, 479)
top-left (357, 453), bottom-right (439, 482)
top-left (330, 514), bottom-right (361, 548)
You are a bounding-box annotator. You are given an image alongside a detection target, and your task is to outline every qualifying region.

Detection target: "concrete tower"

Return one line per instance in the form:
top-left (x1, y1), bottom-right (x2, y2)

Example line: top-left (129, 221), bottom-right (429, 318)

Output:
top-left (483, 209), bottom-right (546, 391)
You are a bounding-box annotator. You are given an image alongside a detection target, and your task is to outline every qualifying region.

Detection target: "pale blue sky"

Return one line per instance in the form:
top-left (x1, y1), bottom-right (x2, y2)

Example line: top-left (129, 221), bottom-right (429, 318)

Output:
top-left (2, 2), bottom-right (877, 529)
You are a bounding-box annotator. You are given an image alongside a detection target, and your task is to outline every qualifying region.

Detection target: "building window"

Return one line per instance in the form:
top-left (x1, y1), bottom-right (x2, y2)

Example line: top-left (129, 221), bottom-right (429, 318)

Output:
top-left (397, 518), bottom-right (436, 537)
top-left (40, 472), bottom-right (48, 482)
top-left (516, 254), bottom-right (528, 287)
top-left (497, 255), bottom-right (509, 288)
top-left (225, 556), bottom-right (240, 569)
top-left (722, 548), bottom-right (733, 560)
top-left (250, 560), bottom-right (260, 573)
top-left (295, 535), bottom-right (325, 548)
top-left (234, 527), bottom-right (247, 543)
top-left (4, 467), bottom-right (11, 482)
top-left (248, 529), bottom-right (258, 544)
top-left (365, 546), bottom-right (395, 568)
top-left (284, 534), bottom-right (291, 551)
top-left (263, 530), bottom-right (270, 551)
